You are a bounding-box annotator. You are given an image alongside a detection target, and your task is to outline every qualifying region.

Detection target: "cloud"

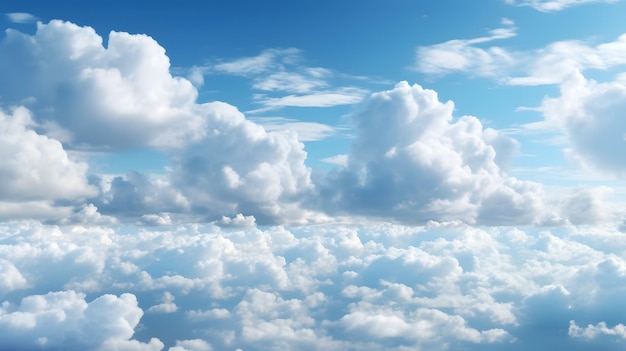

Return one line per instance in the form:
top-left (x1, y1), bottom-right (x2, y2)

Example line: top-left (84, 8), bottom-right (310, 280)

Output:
top-left (252, 71), bottom-right (329, 93)
top-left (533, 72), bottom-right (626, 174)
top-left (319, 82), bottom-right (544, 225)
top-left (415, 21), bottom-right (517, 78)
top-left (147, 292), bottom-right (178, 314)
top-left (0, 20), bottom-right (204, 149)
top-left (0, 290), bottom-right (163, 350)
top-left (213, 48), bottom-right (301, 76)
top-left (0, 106), bottom-right (97, 220)
top-left (509, 34), bottom-right (626, 86)
top-left (251, 87), bottom-right (368, 111)
top-left (505, 0), bottom-right (621, 11)
top-left (569, 320), bottom-right (626, 340)
top-left (3, 220), bottom-right (626, 349)
top-left (250, 117), bottom-right (339, 142)
top-left (209, 48), bottom-right (369, 112)
top-left (169, 102), bottom-right (316, 224)
top-left (0, 21), bottom-right (320, 225)
top-left (5, 12), bottom-right (39, 23)
top-left (416, 24), bottom-right (626, 86)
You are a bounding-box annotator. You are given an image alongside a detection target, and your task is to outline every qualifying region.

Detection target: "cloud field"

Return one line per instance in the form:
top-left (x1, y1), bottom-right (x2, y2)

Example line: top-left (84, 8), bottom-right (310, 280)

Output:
top-left (1, 3), bottom-right (626, 349)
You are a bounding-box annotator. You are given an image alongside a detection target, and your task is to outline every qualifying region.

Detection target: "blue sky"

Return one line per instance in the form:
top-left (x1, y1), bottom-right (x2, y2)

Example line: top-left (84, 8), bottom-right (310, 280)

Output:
top-left (2, 0), bottom-right (626, 350)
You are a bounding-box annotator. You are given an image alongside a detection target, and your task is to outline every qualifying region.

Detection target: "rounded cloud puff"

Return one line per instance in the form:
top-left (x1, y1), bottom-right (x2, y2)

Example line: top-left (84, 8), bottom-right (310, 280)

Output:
top-left (320, 82), bottom-right (543, 224)
top-left (0, 107), bottom-right (96, 219)
top-left (0, 20), bottom-right (203, 149)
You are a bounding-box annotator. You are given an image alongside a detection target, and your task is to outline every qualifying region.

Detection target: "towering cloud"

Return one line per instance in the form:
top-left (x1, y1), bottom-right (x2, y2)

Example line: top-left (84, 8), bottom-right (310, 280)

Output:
top-left (320, 82), bottom-right (543, 224)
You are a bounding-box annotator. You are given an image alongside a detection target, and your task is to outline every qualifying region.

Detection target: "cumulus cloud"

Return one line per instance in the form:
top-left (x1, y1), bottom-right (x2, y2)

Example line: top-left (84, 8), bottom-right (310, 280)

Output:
top-left (170, 102), bottom-right (315, 224)
top-left (0, 290), bottom-right (163, 350)
top-left (1, 221), bottom-right (626, 349)
top-left (533, 72), bottom-right (626, 174)
top-left (0, 107), bottom-right (96, 202)
top-left (0, 20), bottom-right (204, 149)
top-left (0, 106), bottom-right (97, 220)
top-left (319, 82), bottom-right (544, 225)
top-left (0, 21), bottom-right (321, 225)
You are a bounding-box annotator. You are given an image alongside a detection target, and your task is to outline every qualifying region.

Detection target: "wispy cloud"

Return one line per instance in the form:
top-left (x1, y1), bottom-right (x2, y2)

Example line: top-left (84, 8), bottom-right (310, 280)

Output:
top-left (251, 87), bottom-right (368, 111)
top-left (415, 19), bottom-right (517, 78)
top-left (5, 12), bottom-right (39, 24)
top-left (505, 0), bottom-right (621, 12)
top-left (250, 117), bottom-right (342, 141)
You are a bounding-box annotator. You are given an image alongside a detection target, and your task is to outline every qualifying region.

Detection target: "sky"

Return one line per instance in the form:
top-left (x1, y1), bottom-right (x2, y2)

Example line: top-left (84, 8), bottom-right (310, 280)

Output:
top-left (1, 0), bottom-right (626, 350)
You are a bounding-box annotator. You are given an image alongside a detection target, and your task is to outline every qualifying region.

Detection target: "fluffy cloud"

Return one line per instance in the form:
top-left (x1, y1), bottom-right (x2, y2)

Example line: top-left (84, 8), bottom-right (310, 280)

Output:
top-left (1, 221), bottom-right (626, 349)
top-left (534, 72), bottom-right (626, 174)
top-left (0, 21), bottom-right (319, 224)
top-left (0, 106), bottom-right (97, 220)
top-left (320, 82), bottom-right (544, 224)
top-left (170, 102), bottom-right (315, 224)
top-left (0, 290), bottom-right (163, 350)
top-left (0, 20), bottom-right (204, 149)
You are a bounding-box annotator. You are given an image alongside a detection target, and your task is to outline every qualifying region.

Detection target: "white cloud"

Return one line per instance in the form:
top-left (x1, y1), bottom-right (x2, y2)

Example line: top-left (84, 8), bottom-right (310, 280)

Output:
top-left (169, 339), bottom-right (212, 351)
top-left (213, 48), bottom-right (301, 75)
top-left (534, 72), bottom-right (626, 174)
top-left (252, 71), bottom-right (328, 93)
top-left (147, 292), bottom-right (178, 314)
top-left (0, 290), bottom-right (163, 350)
top-left (1, 219), bottom-right (626, 349)
top-left (250, 117), bottom-right (339, 141)
top-left (321, 154), bottom-right (348, 167)
top-left (509, 35), bottom-right (626, 86)
top-left (569, 320), bottom-right (626, 340)
top-left (505, 0), bottom-right (621, 11)
top-left (0, 107), bottom-right (96, 219)
top-left (170, 102), bottom-right (316, 224)
top-left (320, 82), bottom-right (544, 225)
top-left (0, 20), bottom-right (205, 149)
top-left (5, 12), bottom-right (39, 23)
top-left (415, 22), bottom-right (517, 78)
top-left (252, 87), bottom-right (368, 110)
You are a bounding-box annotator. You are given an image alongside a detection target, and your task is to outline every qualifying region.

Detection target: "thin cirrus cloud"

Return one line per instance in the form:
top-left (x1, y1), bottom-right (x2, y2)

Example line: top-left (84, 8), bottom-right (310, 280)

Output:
top-left (504, 0), bottom-right (621, 11)
top-left (209, 48), bottom-right (371, 111)
top-left (415, 19), bottom-right (517, 79)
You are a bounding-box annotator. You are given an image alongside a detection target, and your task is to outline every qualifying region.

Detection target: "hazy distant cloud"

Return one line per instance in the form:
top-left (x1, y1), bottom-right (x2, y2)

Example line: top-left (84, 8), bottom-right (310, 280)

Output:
top-left (5, 12), bottom-right (39, 23)
top-left (505, 0), bottom-right (620, 11)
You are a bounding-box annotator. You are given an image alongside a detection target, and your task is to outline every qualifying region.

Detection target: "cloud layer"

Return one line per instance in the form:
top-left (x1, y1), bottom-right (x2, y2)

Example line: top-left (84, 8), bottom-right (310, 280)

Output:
top-left (1, 221), bottom-right (626, 350)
